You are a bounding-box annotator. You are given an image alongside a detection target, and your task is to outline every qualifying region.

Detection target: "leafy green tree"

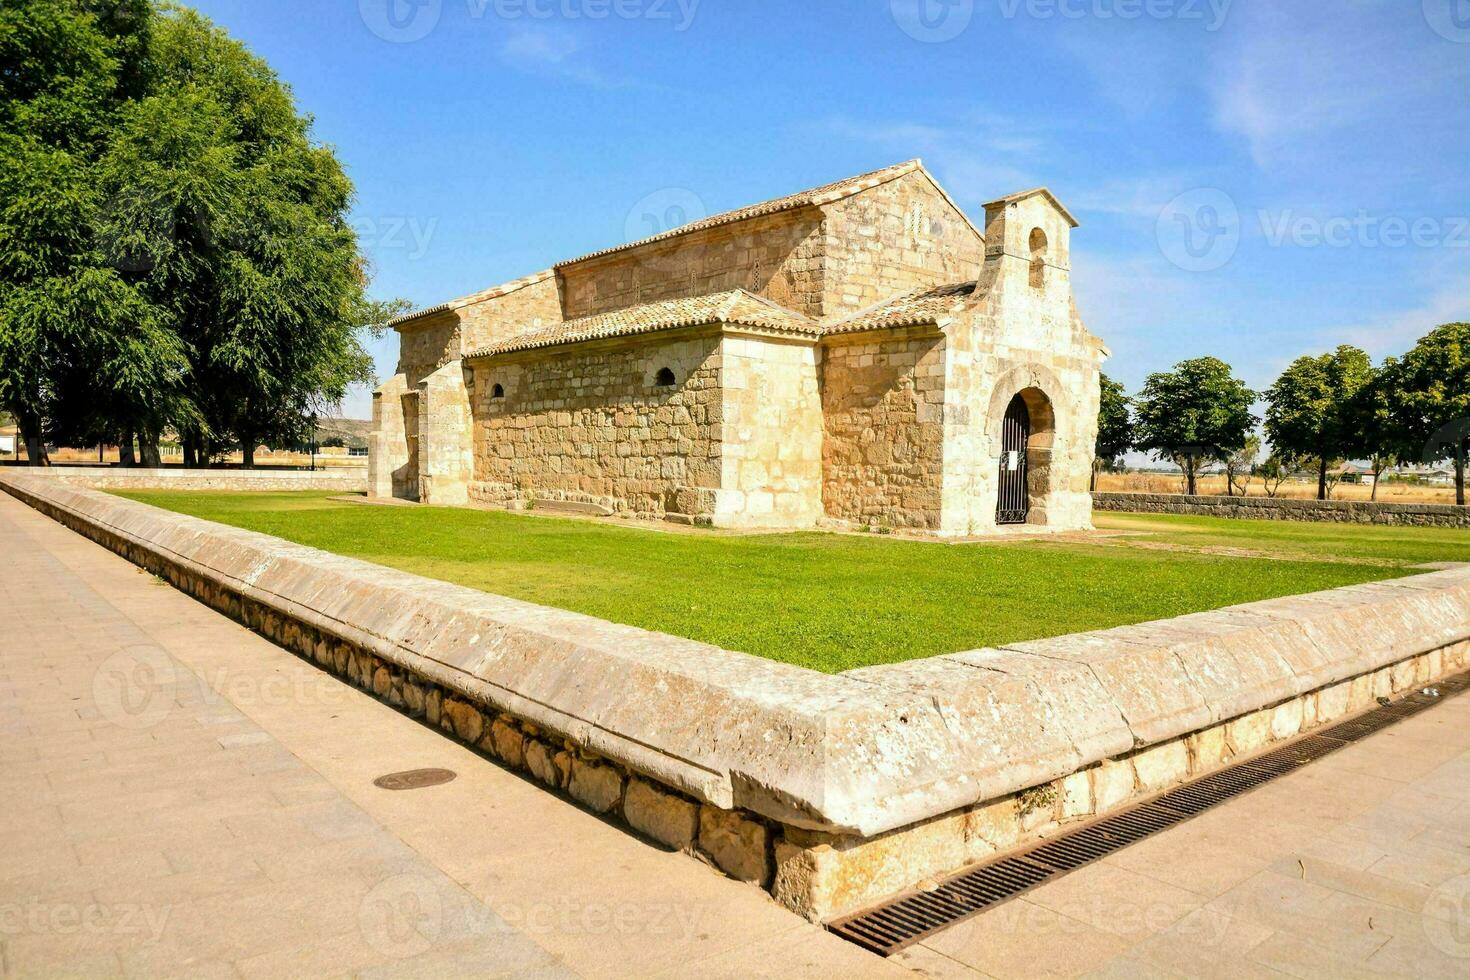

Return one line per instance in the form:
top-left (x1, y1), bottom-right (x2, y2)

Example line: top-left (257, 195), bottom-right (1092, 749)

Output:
top-left (0, 0), bottom-right (150, 463)
top-left (1347, 357), bottom-right (1411, 501)
top-left (1092, 373), bottom-right (1132, 488)
top-left (1, 1), bottom-right (397, 467)
top-left (1263, 345), bottom-right (1375, 500)
top-left (1390, 323), bottom-right (1470, 505)
top-left (1133, 357), bottom-right (1257, 495)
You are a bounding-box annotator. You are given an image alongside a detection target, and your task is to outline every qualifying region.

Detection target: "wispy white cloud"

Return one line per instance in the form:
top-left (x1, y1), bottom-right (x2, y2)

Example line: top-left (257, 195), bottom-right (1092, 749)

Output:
top-left (1208, 2), bottom-right (1470, 172)
top-left (496, 27), bottom-right (626, 89)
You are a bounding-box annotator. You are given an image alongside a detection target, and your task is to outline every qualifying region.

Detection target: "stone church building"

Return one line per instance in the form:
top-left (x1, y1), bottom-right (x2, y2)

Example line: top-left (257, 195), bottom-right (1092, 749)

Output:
top-left (370, 160), bottom-right (1108, 535)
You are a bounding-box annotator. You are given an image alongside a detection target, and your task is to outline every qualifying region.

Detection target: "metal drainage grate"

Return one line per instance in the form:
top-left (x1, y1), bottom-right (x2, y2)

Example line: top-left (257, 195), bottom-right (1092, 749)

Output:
top-left (826, 670), bottom-right (1466, 957)
top-left (373, 768), bottom-right (458, 791)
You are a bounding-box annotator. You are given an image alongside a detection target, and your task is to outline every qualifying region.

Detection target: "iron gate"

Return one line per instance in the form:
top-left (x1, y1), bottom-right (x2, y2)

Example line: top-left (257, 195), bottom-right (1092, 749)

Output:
top-left (996, 394), bottom-right (1030, 525)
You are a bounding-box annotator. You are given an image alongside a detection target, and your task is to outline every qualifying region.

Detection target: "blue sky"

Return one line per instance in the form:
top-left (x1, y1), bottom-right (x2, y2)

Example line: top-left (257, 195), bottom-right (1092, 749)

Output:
top-left (185, 0), bottom-right (1470, 420)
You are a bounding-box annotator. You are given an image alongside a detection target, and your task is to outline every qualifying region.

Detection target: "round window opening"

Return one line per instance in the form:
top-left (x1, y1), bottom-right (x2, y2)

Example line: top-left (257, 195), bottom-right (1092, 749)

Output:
top-left (654, 367), bottom-right (676, 388)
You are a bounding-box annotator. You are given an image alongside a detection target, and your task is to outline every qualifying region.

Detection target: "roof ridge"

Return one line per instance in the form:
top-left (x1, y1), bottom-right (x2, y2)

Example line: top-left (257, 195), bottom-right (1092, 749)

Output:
top-left (553, 159), bottom-right (923, 269)
top-left (388, 268), bottom-right (555, 328)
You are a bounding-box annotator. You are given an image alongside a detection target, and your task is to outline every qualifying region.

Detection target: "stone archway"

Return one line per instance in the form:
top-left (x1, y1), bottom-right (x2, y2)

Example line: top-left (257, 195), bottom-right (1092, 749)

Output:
top-left (985, 366), bottom-right (1064, 527)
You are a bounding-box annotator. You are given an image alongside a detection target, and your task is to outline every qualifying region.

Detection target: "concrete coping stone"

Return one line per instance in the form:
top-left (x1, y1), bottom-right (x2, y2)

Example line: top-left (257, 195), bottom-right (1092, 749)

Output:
top-left (5, 471), bottom-right (1469, 838)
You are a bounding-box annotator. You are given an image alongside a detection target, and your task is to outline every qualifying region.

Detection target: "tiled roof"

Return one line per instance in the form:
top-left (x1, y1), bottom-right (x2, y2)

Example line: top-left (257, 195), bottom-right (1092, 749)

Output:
top-left (982, 187), bottom-right (1079, 228)
top-left (465, 290), bottom-right (819, 358)
top-left (388, 269), bottom-right (555, 329)
top-left (553, 160), bottom-right (925, 268)
top-left (823, 281), bottom-right (981, 337)
top-left (465, 280), bottom-right (985, 358)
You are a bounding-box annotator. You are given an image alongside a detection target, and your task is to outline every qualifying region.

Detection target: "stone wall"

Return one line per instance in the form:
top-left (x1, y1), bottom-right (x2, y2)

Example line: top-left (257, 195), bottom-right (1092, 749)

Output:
top-left (468, 330), bottom-right (724, 519)
top-left (560, 210), bottom-right (827, 319)
top-left (717, 334), bottom-right (824, 529)
top-left (5, 473), bottom-right (1468, 923)
top-left (1095, 491), bottom-right (1470, 527)
top-left (821, 170), bottom-right (986, 318)
top-left (19, 466), bottom-right (367, 492)
top-left (819, 329), bottom-right (947, 530)
top-left (454, 272), bottom-right (563, 355)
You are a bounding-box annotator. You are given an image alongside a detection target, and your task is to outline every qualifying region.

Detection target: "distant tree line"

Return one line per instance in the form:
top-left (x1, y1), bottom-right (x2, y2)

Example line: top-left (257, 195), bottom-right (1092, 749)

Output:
top-left (0, 1), bottom-right (405, 467)
top-left (1094, 322), bottom-right (1470, 506)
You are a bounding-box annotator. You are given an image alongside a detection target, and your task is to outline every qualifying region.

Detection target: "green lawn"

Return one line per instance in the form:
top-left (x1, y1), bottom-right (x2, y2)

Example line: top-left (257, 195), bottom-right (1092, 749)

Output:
top-left (111, 491), bottom-right (1460, 673)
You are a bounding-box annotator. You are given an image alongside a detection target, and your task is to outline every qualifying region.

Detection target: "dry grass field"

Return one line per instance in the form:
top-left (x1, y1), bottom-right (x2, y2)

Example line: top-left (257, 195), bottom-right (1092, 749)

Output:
top-left (1095, 471), bottom-right (1459, 505)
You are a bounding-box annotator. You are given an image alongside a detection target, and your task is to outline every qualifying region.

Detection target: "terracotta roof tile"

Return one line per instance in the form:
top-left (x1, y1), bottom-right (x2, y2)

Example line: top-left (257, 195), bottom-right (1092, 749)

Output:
top-left (821, 281), bottom-right (981, 337)
top-left (465, 290), bottom-right (818, 358)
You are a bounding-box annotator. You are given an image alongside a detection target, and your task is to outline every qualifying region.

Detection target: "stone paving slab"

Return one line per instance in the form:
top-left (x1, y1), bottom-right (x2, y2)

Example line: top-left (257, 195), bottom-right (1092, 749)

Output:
top-left (0, 492), bottom-right (896, 979)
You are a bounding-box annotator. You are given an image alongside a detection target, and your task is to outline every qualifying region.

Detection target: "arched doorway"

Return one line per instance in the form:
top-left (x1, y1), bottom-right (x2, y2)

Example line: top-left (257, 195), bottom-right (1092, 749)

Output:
top-left (996, 393), bottom-right (1031, 524)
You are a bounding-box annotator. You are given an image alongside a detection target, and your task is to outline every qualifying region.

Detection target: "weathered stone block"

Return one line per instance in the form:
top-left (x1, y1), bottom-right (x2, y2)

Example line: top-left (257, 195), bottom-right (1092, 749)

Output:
top-left (568, 759), bottom-right (623, 814)
top-left (524, 739), bottom-right (568, 789)
top-left (699, 806), bottom-right (771, 886)
top-left (1131, 740), bottom-right (1189, 791)
top-left (442, 699), bottom-right (484, 744)
top-left (624, 778), bottom-right (699, 851)
top-left (490, 719), bottom-right (525, 769)
top-left (1091, 759), bottom-right (1136, 814)
top-left (1225, 708), bottom-right (1273, 755)
top-left (1270, 698), bottom-right (1304, 740)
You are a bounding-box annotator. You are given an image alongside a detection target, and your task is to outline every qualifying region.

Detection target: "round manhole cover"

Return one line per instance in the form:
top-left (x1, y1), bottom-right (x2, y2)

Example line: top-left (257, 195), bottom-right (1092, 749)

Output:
top-left (373, 768), bottom-right (457, 791)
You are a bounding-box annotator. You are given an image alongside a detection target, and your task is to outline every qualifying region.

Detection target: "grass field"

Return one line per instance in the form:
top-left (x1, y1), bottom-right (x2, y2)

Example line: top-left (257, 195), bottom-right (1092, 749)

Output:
top-left (113, 491), bottom-right (1465, 673)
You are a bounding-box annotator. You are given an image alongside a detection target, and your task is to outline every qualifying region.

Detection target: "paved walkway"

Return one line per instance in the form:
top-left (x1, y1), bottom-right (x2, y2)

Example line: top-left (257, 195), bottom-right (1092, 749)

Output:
top-left (2, 491), bottom-right (1468, 978)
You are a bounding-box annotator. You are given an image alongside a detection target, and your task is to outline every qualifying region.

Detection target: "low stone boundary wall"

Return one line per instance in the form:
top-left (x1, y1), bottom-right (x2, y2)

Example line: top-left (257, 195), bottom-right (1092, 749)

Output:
top-left (1093, 490), bottom-right (1470, 527)
top-left (5, 470), bottom-right (1468, 922)
top-left (7, 465), bottom-right (367, 493)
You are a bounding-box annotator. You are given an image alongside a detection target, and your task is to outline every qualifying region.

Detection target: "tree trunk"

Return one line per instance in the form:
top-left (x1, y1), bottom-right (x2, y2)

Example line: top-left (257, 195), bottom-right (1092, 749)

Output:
top-left (241, 439), bottom-right (255, 469)
top-left (18, 415), bottom-right (48, 467)
top-left (1317, 457), bottom-right (1328, 501)
top-left (119, 430), bottom-right (136, 467)
top-left (1457, 443), bottom-right (1466, 507)
top-left (1185, 454), bottom-right (1197, 496)
top-left (182, 435), bottom-right (198, 468)
top-left (1371, 460), bottom-right (1381, 502)
top-left (139, 427), bottom-right (161, 468)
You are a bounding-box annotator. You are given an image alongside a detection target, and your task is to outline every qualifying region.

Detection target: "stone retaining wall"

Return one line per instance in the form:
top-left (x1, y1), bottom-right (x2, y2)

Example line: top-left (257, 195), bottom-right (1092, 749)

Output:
top-left (4, 471), bottom-right (1468, 922)
top-left (1095, 491), bottom-right (1470, 527)
top-left (7, 466), bottom-right (367, 493)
